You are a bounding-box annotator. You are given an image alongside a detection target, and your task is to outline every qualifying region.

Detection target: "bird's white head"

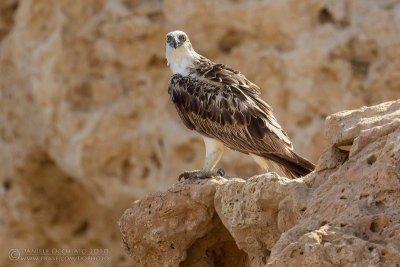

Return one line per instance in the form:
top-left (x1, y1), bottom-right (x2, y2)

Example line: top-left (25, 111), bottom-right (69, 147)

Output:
top-left (165, 30), bottom-right (199, 75)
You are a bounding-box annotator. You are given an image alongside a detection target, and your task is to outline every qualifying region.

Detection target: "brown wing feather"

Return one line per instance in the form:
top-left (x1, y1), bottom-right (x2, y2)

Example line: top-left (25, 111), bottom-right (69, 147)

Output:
top-left (192, 57), bottom-right (287, 138)
top-left (193, 57), bottom-right (261, 96)
top-left (168, 74), bottom-right (315, 177)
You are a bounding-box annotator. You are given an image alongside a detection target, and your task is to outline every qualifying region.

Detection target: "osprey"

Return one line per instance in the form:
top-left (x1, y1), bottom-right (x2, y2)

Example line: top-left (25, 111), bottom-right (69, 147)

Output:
top-left (166, 30), bottom-right (315, 180)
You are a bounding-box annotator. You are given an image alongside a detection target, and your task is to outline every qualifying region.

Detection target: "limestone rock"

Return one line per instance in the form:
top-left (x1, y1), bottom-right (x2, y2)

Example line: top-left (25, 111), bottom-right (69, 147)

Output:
top-left (325, 99), bottom-right (400, 147)
top-left (269, 100), bottom-right (400, 266)
top-left (120, 99), bottom-right (400, 266)
top-left (119, 178), bottom-right (249, 267)
top-left (214, 174), bottom-right (311, 266)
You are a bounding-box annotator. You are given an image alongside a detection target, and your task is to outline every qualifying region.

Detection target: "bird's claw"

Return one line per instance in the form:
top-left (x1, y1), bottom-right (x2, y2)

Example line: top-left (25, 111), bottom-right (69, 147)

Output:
top-left (178, 170), bottom-right (202, 181)
top-left (178, 172), bottom-right (191, 181)
top-left (178, 168), bottom-right (225, 181)
top-left (216, 168), bottom-right (225, 176)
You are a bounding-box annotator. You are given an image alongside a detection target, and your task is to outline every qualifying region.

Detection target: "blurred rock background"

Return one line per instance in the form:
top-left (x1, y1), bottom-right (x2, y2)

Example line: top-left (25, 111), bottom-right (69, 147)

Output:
top-left (0, 0), bottom-right (399, 266)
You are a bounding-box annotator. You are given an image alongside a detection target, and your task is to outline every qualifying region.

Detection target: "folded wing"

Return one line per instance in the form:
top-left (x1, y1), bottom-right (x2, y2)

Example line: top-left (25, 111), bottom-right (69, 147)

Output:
top-left (168, 74), bottom-right (315, 178)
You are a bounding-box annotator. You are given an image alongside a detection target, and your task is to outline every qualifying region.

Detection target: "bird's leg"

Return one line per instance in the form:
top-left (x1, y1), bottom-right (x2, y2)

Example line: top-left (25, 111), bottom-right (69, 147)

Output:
top-left (178, 137), bottom-right (225, 181)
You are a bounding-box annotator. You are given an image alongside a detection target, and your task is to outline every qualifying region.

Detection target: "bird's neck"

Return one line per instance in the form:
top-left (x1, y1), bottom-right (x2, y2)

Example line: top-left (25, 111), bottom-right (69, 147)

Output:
top-left (166, 46), bottom-right (199, 76)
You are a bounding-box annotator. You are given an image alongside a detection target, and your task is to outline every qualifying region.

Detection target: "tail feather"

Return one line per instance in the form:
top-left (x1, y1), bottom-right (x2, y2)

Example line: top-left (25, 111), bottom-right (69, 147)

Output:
top-left (259, 151), bottom-right (315, 179)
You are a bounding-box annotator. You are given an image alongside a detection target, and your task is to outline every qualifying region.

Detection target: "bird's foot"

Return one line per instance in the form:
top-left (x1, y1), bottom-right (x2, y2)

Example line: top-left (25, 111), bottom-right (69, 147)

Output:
top-left (178, 168), bottom-right (225, 181)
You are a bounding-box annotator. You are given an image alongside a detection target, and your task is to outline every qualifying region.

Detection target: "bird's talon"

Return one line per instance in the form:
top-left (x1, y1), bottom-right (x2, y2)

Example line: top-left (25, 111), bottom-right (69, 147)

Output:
top-left (217, 168), bottom-right (225, 176)
top-left (178, 168), bottom-right (224, 181)
top-left (178, 172), bottom-right (190, 181)
top-left (178, 170), bottom-right (200, 181)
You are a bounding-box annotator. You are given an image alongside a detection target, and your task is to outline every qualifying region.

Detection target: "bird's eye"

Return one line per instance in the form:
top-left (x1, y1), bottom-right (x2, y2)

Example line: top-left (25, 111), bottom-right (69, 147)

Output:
top-left (166, 36), bottom-right (172, 43)
top-left (179, 35), bottom-right (187, 41)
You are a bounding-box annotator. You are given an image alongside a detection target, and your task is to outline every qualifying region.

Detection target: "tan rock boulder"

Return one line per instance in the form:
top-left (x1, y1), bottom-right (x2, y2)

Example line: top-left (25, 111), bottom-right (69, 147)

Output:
top-left (119, 178), bottom-right (249, 267)
top-left (214, 174), bottom-right (311, 266)
top-left (270, 100), bottom-right (400, 266)
top-left (120, 99), bottom-right (400, 266)
top-left (325, 100), bottom-right (400, 147)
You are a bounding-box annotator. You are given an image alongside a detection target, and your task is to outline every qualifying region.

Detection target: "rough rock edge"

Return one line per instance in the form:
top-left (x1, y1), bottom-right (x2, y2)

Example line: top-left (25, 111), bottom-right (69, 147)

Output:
top-left (120, 100), bottom-right (400, 266)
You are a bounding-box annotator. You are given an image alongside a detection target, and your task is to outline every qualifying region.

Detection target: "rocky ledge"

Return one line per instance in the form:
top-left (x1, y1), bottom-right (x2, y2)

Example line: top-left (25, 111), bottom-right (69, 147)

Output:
top-left (119, 100), bottom-right (400, 267)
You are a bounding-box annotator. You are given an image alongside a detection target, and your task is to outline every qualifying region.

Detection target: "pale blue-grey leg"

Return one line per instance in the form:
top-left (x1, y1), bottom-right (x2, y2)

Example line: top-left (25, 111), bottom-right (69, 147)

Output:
top-left (178, 137), bottom-right (225, 181)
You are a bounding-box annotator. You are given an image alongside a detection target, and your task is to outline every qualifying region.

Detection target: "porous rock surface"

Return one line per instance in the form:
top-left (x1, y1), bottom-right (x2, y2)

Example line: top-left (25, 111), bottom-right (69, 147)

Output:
top-left (120, 100), bottom-right (400, 266)
top-left (1, 0), bottom-right (400, 266)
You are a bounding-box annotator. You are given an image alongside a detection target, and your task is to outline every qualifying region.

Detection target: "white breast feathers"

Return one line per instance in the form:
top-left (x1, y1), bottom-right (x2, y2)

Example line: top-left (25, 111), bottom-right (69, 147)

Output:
top-left (166, 45), bottom-right (198, 76)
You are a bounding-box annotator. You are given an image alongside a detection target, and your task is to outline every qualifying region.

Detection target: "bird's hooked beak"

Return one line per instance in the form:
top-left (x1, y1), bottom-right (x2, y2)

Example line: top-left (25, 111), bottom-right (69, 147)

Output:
top-left (170, 37), bottom-right (180, 49)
